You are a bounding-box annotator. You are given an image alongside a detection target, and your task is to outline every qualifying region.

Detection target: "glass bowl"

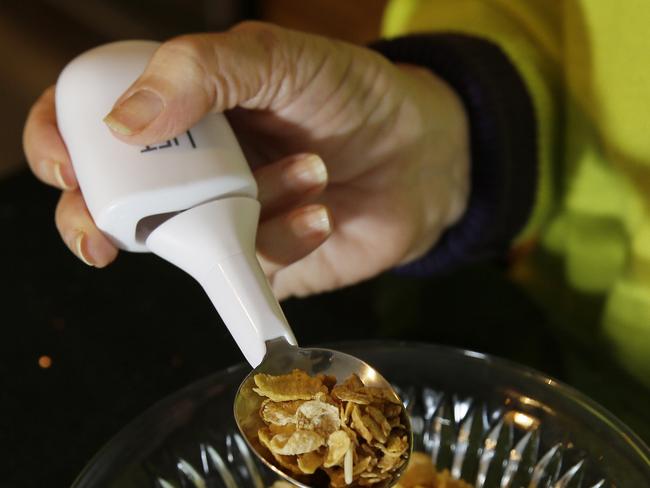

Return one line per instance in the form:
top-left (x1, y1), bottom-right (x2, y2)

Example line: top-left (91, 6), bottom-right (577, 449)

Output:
top-left (71, 341), bottom-right (650, 488)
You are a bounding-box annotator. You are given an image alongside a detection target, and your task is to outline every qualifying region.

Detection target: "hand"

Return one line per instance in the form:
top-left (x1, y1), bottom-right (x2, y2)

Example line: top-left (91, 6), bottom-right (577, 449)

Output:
top-left (23, 21), bottom-right (469, 300)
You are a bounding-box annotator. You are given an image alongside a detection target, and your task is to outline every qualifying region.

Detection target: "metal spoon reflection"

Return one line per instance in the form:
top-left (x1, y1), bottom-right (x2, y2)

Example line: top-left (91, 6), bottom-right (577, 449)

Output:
top-left (234, 338), bottom-right (412, 488)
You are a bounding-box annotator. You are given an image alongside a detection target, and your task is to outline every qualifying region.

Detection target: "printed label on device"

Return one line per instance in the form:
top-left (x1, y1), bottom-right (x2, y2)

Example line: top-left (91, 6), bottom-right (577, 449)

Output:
top-left (140, 130), bottom-right (196, 153)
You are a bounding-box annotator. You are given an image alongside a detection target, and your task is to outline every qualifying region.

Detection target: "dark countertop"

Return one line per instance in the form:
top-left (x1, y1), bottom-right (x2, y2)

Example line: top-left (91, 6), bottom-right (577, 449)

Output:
top-left (1, 169), bottom-right (648, 487)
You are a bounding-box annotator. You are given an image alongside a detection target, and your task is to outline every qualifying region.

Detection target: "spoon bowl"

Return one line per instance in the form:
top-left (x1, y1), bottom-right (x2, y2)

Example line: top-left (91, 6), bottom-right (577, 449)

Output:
top-left (234, 338), bottom-right (413, 488)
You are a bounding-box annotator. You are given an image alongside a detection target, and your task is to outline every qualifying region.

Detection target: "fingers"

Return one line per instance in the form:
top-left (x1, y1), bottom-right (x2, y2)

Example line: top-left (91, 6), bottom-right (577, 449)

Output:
top-left (251, 151), bottom-right (331, 276)
top-left (23, 86), bottom-right (78, 190)
top-left (257, 204), bottom-right (332, 277)
top-left (255, 153), bottom-right (327, 219)
top-left (25, 86), bottom-right (114, 267)
top-left (102, 21), bottom-right (331, 145)
top-left (55, 191), bottom-right (118, 267)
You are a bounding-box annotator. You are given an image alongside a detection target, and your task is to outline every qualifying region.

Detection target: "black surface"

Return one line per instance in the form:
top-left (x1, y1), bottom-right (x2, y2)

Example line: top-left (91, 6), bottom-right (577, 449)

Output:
top-left (0, 169), bottom-right (648, 487)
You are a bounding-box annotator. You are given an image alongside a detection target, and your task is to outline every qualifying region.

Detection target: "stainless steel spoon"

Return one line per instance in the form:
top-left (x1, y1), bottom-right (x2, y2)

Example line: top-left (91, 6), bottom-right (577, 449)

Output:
top-left (234, 337), bottom-right (412, 488)
top-left (54, 38), bottom-right (407, 487)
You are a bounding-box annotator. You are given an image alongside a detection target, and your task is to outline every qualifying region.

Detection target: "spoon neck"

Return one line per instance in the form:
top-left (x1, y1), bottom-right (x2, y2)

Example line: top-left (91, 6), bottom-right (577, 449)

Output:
top-left (265, 336), bottom-right (300, 356)
top-left (145, 197), bottom-right (297, 367)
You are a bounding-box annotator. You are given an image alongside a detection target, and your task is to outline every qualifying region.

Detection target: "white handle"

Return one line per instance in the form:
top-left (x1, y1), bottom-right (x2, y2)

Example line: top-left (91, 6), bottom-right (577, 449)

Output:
top-left (56, 40), bottom-right (257, 252)
top-left (145, 197), bottom-right (297, 367)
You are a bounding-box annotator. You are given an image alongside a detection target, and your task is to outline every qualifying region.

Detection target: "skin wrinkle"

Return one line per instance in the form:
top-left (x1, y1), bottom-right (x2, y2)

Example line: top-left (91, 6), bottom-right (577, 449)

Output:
top-left (278, 45), bottom-right (335, 122)
top-left (330, 59), bottom-right (403, 145)
top-left (324, 55), bottom-right (362, 131)
top-left (209, 60), bottom-right (235, 111)
top-left (364, 74), bottom-right (402, 129)
top-left (175, 37), bottom-right (218, 112)
top-left (252, 28), bottom-right (301, 111)
top-left (235, 34), bottom-right (458, 273)
top-left (355, 93), bottom-right (407, 169)
top-left (257, 50), bottom-right (288, 110)
top-left (209, 41), bottom-right (247, 111)
top-left (298, 64), bottom-right (405, 185)
top-left (345, 54), bottom-right (388, 123)
top-left (300, 52), bottom-right (365, 138)
top-left (232, 30), bottom-right (410, 187)
top-left (312, 51), bottom-right (385, 134)
top-left (304, 64), bottom-right (391, 163)
top-left (287, 32), bottom-right (333, 99)
top-left (178, 31), bottom-right (254, 111)
top-left (265, 30), bottom-right (308, 111)
top-left (241, 40), bottom-right (276, 110)
top-left (279, 57), bottom-right (403, 186)
top-left (234, 23), bottom-right (292, 111)
top-left (294, 51), bottom-right (352, 128)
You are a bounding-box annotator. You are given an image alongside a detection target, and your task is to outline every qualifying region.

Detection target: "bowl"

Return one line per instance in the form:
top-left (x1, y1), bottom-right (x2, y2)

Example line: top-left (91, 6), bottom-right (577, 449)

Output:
top-left (71, 341), bottom-right (650, 488)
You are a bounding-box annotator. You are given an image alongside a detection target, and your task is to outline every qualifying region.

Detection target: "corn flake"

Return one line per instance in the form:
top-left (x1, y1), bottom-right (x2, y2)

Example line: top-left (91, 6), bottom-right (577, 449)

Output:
top-left (254, 370), bottom-right (328, 402)
top-left (269, 430), bottom-right (325, 456)
top-left (393, 452), bottom-right (473, 488)
top-left (324, 430), bottom-right (351, 468)
top-left (298, 450), bottom-right (325, 474)
top-left (260, 399), bottom-right (302, 426)
top-left (296, 400), bottom-right (341, 436)
top-left (254, 370), bottom-right (409, 487)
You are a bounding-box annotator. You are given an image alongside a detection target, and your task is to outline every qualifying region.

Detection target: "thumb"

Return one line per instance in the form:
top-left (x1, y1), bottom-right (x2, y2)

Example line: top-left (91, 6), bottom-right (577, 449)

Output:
top-left (103, 22), bottom-right (320, 145)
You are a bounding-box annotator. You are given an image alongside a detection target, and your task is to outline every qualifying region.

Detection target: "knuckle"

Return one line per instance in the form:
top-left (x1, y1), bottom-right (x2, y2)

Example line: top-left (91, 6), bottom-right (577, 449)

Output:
top-left (154, 35), bottom-right (211, 83)
top-left (230, 21), bottom-right (292, 108)
top-left (231, 20), bottom-right (274, 34)
top-left (231, 20), bottom-right (282, 54)
top-left (162, 34), bottom-right (206, 59)
top-left (153, 35), bottom-right (215, 105)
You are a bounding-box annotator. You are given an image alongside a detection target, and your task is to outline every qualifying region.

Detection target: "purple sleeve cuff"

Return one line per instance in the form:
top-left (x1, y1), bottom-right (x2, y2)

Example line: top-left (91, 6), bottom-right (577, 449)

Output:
top-left (370, 34), bottom-right (537, 276)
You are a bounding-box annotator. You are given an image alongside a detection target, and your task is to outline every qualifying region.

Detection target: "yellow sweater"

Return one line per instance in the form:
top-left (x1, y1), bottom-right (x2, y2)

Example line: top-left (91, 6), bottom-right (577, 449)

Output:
top-left (383, 0), bottom-right (650, 387)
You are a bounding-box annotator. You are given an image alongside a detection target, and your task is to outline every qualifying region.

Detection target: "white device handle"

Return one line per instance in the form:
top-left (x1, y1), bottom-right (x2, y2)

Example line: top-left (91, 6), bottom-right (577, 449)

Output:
top-left (55, 40), bottom-right (297, 367)
top-left (146, 197), bottom-right (297, 367)
top-left (55, 40), bottom-right (258, 252)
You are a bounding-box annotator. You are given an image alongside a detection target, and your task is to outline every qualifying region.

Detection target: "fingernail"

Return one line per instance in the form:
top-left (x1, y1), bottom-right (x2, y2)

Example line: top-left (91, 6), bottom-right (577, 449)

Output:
top-left (52, 161), bottom-right (76, 190)
top-left (74, 233), bottom-right (95, 267)
top-left (103, 90), bottom-right (163, 135)
top-left (291, 206), bottom-right (331, 238)
top-left (286, 154), bottom-right (328, 189)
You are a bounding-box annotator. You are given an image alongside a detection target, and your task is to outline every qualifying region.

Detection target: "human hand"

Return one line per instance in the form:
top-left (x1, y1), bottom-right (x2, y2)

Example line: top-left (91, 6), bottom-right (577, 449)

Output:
top-left (23, 22), bottom-right (469, 299)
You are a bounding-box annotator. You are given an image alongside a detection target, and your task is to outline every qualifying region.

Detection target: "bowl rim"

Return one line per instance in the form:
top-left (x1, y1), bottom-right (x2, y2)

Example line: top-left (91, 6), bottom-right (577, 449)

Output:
top-left (71, 340), bottom-right (650, 487)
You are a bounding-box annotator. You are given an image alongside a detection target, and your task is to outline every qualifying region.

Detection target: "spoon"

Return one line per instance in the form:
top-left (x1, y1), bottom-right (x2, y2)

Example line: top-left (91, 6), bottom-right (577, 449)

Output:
top-left (234, 337), bottom-right (412, 488)
top-left (55, 39), bottom-right (411, 488)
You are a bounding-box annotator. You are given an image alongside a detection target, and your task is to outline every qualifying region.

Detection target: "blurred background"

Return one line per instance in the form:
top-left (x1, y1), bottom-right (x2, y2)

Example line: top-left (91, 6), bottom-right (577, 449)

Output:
top-left (0, 1), bottom-right (647, 487)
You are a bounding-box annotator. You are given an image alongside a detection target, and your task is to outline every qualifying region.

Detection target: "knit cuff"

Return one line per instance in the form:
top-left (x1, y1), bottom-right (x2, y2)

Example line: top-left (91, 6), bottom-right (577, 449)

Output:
top-left (370, 34), bottom-right (537, 276)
